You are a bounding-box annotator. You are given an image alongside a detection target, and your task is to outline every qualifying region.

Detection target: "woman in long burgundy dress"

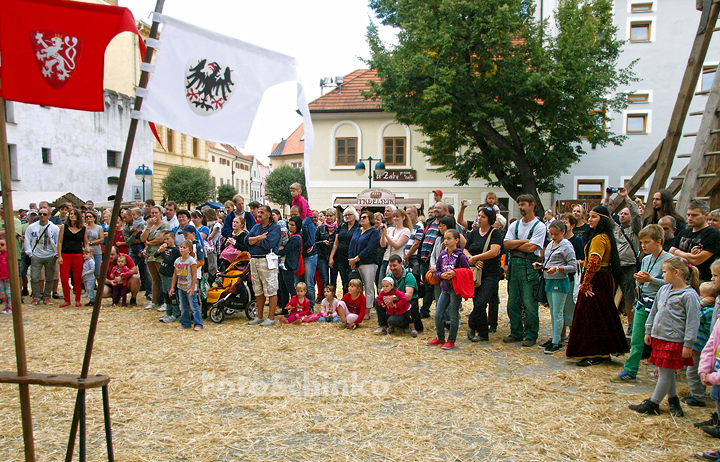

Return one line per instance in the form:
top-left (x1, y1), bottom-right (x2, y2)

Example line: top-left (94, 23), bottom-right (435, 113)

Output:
top-left (566, 205), bottom-right (629, 366)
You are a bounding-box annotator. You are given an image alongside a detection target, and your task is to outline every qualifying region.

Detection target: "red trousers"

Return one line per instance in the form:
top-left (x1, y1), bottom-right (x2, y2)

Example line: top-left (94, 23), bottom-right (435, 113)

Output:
top-left (60, 253), bottom-right (84, 303)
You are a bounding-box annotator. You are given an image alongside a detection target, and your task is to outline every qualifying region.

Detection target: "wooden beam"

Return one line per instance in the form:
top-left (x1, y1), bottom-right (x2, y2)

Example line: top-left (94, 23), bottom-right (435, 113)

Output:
top-left (667, 164), bottom-right (689, 196)
top-left (645, 1), bottom-right (720, 215)
top-left (0, 373), bottom-right (110, 390)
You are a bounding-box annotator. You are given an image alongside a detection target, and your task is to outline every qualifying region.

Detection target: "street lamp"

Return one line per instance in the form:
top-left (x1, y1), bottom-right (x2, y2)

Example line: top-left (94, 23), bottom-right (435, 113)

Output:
top-left (354, 156), bottom-right (386, 189)
top-left (134, 164), bottom-right (153, 202)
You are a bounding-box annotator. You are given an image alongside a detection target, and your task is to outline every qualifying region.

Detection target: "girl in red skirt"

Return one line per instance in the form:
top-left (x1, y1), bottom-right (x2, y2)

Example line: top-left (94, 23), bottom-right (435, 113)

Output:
top-left (629, 256), bottom-right (701, 417)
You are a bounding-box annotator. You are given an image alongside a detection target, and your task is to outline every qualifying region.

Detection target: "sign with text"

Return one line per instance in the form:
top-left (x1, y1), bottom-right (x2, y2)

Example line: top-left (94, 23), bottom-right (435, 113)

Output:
top-left (356, 188), bottom-right (396, 206)
top-left (374, 169), bottom-right (417, 182)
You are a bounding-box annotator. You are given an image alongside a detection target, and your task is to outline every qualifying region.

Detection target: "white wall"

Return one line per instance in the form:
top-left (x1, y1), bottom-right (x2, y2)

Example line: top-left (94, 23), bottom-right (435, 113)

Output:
top-left (5, 90), bottom-right (154, 204)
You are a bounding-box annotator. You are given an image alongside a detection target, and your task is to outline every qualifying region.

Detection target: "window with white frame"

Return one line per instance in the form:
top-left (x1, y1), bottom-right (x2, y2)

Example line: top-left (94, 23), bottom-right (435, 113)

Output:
top-left (577, 179), bottom-right (605, 200)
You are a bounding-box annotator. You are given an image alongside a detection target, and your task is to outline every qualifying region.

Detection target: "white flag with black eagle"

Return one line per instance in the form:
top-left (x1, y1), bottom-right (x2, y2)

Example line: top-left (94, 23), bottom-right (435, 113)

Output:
top-left (140, 15), bottom-right (313, 167)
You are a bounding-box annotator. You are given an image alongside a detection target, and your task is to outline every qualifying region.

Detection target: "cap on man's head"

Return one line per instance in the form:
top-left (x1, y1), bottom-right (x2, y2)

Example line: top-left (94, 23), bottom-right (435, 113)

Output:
top-left (28, 209), bottom-right (38, 215)
top-left (432, 189), bottom-right (443, 197)
top-left (180, 225), bottom-right (197, 235)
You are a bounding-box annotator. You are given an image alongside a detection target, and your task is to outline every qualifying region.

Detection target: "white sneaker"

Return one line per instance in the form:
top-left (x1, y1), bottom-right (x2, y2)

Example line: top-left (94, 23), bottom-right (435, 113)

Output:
top-left (145, 302), bottom-right (158, 310)
top-left (373, 327), bottom-right (386, 334)
top-left (248, 317), bottom-right (264, 325)
top-left (157, 304), bottom-right (166, 312)
top-left (260, 318), bottom-right (276, 326)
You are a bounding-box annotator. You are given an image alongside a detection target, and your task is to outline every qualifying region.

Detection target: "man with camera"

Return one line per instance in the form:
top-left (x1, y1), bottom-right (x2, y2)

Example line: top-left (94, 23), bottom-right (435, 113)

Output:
top-left (602, 187), bottom-right (642, 332)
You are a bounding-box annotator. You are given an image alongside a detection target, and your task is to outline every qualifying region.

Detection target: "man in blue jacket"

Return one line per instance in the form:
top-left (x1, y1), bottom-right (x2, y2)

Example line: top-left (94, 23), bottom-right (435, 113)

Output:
top-left (245, 205), bottom-right (280, 326)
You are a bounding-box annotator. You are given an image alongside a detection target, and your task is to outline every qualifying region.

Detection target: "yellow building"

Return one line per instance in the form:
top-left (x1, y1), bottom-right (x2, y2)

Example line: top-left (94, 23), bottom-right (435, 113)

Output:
top-left (151, 127), bottom-right (210, 202)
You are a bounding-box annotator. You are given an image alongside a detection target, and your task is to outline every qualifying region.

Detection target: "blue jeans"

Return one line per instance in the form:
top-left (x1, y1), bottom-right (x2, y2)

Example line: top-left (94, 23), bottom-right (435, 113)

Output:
top-left (93, 254), bottom-right (102, 280)
top-left (178, 288), bottom-right (203, 328)
top-left (297, 253), bottom-right (318, 306)
top-left (129, 251), bottom-right (151, 297)
top-left (83, 277), bottom-right (95, 302)
top-left (318, 316), bottom-right (341, 322)
top-left (547, 289), bottom-right (570, 344)
top-left (435, 288), bottom-right (461, 342)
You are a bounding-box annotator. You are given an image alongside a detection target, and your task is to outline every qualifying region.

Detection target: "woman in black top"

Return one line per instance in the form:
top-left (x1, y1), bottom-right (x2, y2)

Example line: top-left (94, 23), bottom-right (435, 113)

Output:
top-left (329, 206), bottom-right (360, 294)
top-left (464, 207), bottom-right (504, 341)
top-left (57, 208), bottom-right (88, 307)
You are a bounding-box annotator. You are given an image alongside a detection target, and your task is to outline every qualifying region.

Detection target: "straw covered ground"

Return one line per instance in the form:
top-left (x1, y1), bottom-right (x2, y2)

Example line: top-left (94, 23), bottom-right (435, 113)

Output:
top-left (0, 282), bottom-right (716, 461)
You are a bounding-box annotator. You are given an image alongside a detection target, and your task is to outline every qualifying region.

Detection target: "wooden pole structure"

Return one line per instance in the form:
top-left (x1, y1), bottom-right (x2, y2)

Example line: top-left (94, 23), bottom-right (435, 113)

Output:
top-left (641, 0), bottom-right (719, 217)
top-left (0, 94), bottom-right (36, 461)
top-left (65, 1), bottom-right (165, 459)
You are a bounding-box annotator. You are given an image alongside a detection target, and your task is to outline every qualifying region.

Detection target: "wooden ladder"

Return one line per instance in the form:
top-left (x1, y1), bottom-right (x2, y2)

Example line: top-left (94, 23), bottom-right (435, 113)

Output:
top-left (625, 0), bottom-right (720, 212)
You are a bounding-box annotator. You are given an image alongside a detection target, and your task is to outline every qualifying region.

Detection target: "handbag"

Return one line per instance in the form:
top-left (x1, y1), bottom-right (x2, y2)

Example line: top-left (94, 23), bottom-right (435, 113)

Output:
top-left (534, 272), bottom-right (547, 304)
top-left (471, 228), bottom-right (494, 287)
top-left (219, 241), bottom-right (242, 262)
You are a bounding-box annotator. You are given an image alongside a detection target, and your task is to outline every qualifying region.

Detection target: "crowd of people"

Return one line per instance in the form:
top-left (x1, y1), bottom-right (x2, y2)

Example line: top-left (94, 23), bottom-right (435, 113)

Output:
top-left (7, 184), bottom-right (720, 456)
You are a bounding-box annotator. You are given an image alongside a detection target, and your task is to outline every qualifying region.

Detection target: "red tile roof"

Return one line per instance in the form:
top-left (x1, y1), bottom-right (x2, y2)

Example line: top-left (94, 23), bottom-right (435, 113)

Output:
top-left (269, 124), bottom-right (304, 157)
top-left (308, 69), bottom-right (382, 113)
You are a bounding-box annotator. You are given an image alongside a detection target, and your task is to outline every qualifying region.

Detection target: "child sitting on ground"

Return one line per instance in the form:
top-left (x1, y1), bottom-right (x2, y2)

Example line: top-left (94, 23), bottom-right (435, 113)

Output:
top-left (81, 246), bottom-right (96, 307)
top-left (376, 276), bottom-right (415, 336)
top-left (0, 239), bottom-right (10, 314)
top-left (684, 280), bottom-right (717, 407)
top-left (318, 285), bottom-right (341, 323)
top-left (338, 279), bottom-right (366, 329)
top-left (629, 256), bottom-right (701, 417)
top-left (110, 255), bottom-right (133, 307)
top-left (283, 282), bottom-right (311, 324)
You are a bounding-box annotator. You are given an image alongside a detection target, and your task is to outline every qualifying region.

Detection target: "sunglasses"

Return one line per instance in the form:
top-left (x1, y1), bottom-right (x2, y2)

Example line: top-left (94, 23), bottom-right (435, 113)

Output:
top-left (39, 213), bottom-right (48, 216)
top-left (360, 215), bottom-right (369, 219)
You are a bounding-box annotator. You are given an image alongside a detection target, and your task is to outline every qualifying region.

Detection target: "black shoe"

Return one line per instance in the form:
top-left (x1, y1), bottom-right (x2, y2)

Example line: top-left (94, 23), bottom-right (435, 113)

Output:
top-left (467, 328), bottom-right (476, 341)
top-left (521, 338), bottom-right (536, 347)
top-left (668, 396), bottom-right (684, 417)
top-left (52, 292), bottom-right (61, 299)
top-left (538, 338), bottom-right (553, 349)
top-left (629, 398), bottom-right (660, 415)
top-left (544, 343), bottom-right (563, 354)
top-left (502, 335), bottom-right (522, 343)
top-left (21, 288), bottom-right (29, 296)
top-left (471, 335), bottom-right (489, 342)
top-left (682, 395), bottom-right (707, 407)
top-left (695, 412), bottom-right (719, 428)
top-left (702, 425), bottom-right (720, 439)
top-left (129, 297), bottom-right (137, 307)
top-left (577, 356), bottom-right (611, 367)
top-left (420, 313), bottom-right (430, 319)
top-left (84, 301), bottom-right (93, 306)
top-left (488, 326), bottom-right (497, 333)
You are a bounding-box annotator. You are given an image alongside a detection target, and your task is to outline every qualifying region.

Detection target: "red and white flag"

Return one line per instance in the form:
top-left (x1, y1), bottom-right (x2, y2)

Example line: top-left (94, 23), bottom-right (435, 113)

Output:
top-left (0, 0), bottom-right (144, 111)
top-left (139, 16), bottom-right (314, 167)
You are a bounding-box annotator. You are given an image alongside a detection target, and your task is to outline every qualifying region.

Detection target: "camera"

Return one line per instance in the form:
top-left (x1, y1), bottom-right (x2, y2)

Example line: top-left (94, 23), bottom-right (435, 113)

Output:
top-left (606, 187), bottom-right (619, 194)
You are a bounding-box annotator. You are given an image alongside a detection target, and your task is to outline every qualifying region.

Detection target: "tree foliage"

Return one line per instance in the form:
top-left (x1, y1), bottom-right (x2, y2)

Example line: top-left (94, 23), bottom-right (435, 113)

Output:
top-left (160, 166), bottom-right (215, 209)
top-left (365, 0), bottom-right (636, 205)
top-left (216, 183), bottom-right (238, 205)
top-left (265, 165), bottom-right (306, 207)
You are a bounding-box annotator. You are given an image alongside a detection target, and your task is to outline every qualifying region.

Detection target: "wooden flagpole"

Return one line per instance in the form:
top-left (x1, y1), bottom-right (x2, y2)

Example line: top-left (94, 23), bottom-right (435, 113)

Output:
top-left (0, 94), bottom-right (36, 461)
top-left (65, 0), bottom-right (166, 460)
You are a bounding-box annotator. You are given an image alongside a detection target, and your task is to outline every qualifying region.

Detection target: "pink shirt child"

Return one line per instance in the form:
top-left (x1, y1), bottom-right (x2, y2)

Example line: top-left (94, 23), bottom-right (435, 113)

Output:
top-left (292, 195), bottom-right (311, 220)
top-left (321, 298), bottom-right (340, 318)
top-left (284, 295), bottom-right (311, 323)
top-left (0, 250), bottom-right (8, 280)
top-left (376, 288), bottom-right (408, 316)
top-left (111, 265), bottom-right (133, 287)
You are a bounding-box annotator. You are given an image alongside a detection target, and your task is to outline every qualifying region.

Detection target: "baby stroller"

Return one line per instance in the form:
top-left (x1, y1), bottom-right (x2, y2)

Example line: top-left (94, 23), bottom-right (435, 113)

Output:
top-left (204, 251), bottom-right (257, 323)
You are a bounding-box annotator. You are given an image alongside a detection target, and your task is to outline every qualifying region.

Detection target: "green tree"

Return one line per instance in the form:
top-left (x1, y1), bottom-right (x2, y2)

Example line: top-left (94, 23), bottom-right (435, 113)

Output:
top-left (160, 166), bottom-right (215, 209)
top-left (365, 0), bottom-right (635, 207)
top-left (265, 165), bottom-right (306, 210)
top-left (216, 183), bottom-right (238, 205)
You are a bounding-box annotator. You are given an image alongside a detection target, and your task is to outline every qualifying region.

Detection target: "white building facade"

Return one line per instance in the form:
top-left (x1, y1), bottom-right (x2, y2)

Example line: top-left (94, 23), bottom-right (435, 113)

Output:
top-left (539, 0), bottom-right (720, 203)
top-left (4, 89), bottom-right (154, 207)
